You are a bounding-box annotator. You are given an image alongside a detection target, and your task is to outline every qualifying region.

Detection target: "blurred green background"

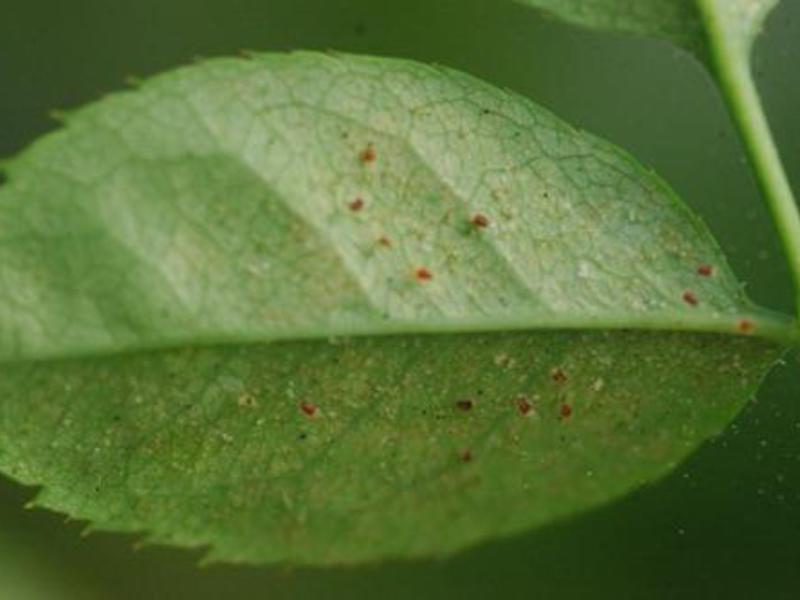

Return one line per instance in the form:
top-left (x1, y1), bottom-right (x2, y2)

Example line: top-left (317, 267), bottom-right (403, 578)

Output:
top-left (1, 1), bottom-right (798, 598)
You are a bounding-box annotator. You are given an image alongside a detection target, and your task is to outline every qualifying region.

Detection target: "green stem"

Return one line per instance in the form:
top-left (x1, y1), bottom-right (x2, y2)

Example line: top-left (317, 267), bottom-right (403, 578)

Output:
top-left (704, 18), bottom-right (800, 322)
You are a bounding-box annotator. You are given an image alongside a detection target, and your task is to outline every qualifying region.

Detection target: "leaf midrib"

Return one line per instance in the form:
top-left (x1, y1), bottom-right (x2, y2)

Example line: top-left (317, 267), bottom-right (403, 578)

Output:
top-left (1, 307), bottom-right (792, 367)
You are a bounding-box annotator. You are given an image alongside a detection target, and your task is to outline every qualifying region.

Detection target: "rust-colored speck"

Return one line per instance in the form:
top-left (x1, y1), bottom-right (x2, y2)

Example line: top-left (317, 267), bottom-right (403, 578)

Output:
top-left (415, 267), bottom-right (433, 282)
top-left (360, 144), bottom-right (377, 164)
top-left (560, 403), bottom-right (573, 419)
top-left (300, 402), bottom-right (318, 417)
top-left (348, 197), bottom-right (364, 211)
top-left (697, 264), bottom-right (714, 277)
top-left (517, 395), bottom-right (533, 416)
top-left (682, 290), bottom-right (699, 306)
top-left (456, 399), bottom-right (474, 412)
top-left (551, 368), bottom-right (568, 384)
top-left (459, 449), bottom-right (473, 463)
top-left (471, 213), bottom-right (490, 228)
top-left (377, 235), bottom-right (392, 247)
top-left (738, 319), bottom-right (756, 334)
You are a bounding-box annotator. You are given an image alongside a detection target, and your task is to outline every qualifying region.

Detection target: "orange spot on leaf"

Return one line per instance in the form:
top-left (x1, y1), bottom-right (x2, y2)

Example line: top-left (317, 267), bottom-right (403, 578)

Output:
top-left (359, 144), bottom-right (376, 164)
top-left (551, 368), bottom-right (568, 384)
top-left (300, 402), bottom-right (318, 417)
top-left (415, 267), bottom-right (433, 282)
top-left (517, 395), bottom-right (534, 416)
top-left (697, 265), bottom-right (714, 277)
top-left (471, 213), bottom-right (490, 228)
top-left (738, 319), bottom-right (756, 334)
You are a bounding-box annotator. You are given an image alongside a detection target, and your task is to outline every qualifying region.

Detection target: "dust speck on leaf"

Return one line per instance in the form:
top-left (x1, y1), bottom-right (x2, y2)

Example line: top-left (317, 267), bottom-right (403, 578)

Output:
top-left (237, 393), bottom-right (258, 408)
top-left (495, 353), bottom-right (516, 369)
top-left (455, 399), bottom-right (474, 412)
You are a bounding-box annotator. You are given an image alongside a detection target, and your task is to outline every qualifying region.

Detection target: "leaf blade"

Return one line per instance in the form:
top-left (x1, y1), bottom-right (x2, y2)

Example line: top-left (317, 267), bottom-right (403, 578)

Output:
top-left (515, 0), bottom-right (780, 66)
top-left (0, 52), bottom-right (784, 564)
top-left (1, 330), bottom-right (780, 564)
top-left (0, 53), bottom-right (763, 362)
top-left (517, 0), bottom-right (707, 57)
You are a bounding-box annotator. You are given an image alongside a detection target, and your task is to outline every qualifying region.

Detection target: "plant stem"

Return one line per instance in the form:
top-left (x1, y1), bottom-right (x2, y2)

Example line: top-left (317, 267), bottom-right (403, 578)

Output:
top-left (708, 38), bottom-right (800, 322)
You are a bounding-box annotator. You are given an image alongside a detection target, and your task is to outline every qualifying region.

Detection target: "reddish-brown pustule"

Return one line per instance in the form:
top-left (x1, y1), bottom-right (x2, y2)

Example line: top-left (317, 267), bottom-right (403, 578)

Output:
top-left (415, 267), bottom-right (433, 282)
top-left (471, 213), bottom-right (490, 228)
top-left (300, 402), bottom-right (318, 417)
top-left (459, 449), bottom-right (473, 462)
top-left (738, 319), bottom-right (756, 334)
top-left (551, 368), bottom-right (568, 384)
top-left (377, 236), bottom-right (392, 247)
top-left (456, 399), bottom-right (474, 412)
top-left (348, 197), bottom-right (364, 211)
top-left (682, 290), bottom-right (699, 306)
top-left (360, 144), bottom-right (376, 164)
top-left (517, 395), bottom-right (533, 416)
top-left (697, 264), bottom-right (714, 277)
top-left (560, 403), bottom-right (573, 419)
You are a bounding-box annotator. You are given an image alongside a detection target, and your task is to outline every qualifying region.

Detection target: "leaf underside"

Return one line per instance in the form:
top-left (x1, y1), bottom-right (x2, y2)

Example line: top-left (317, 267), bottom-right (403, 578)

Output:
top-left (0, 52), bottom-right (782, 564)
top-left (0, 331), bottom-right (779, 564)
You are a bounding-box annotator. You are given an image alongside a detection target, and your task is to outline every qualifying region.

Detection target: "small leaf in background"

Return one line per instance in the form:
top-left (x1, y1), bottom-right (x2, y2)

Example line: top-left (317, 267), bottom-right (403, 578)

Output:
top-left (516, 0), bottom-right (778, 66)
top-left (517, 0), bottom-right (707, 59)
top-left (0, 52), bottom-right (785, 564)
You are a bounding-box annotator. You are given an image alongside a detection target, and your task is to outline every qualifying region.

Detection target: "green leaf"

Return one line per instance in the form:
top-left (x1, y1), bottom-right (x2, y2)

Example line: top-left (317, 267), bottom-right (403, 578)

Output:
top-left (516, 1), bottom-right (800, 319)
top-left (516, 0), bottom-right (707, 58)
top-left (0, 52), bottom-right (786, 564)
top-left (515, 0), bottom-right (778, 64)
